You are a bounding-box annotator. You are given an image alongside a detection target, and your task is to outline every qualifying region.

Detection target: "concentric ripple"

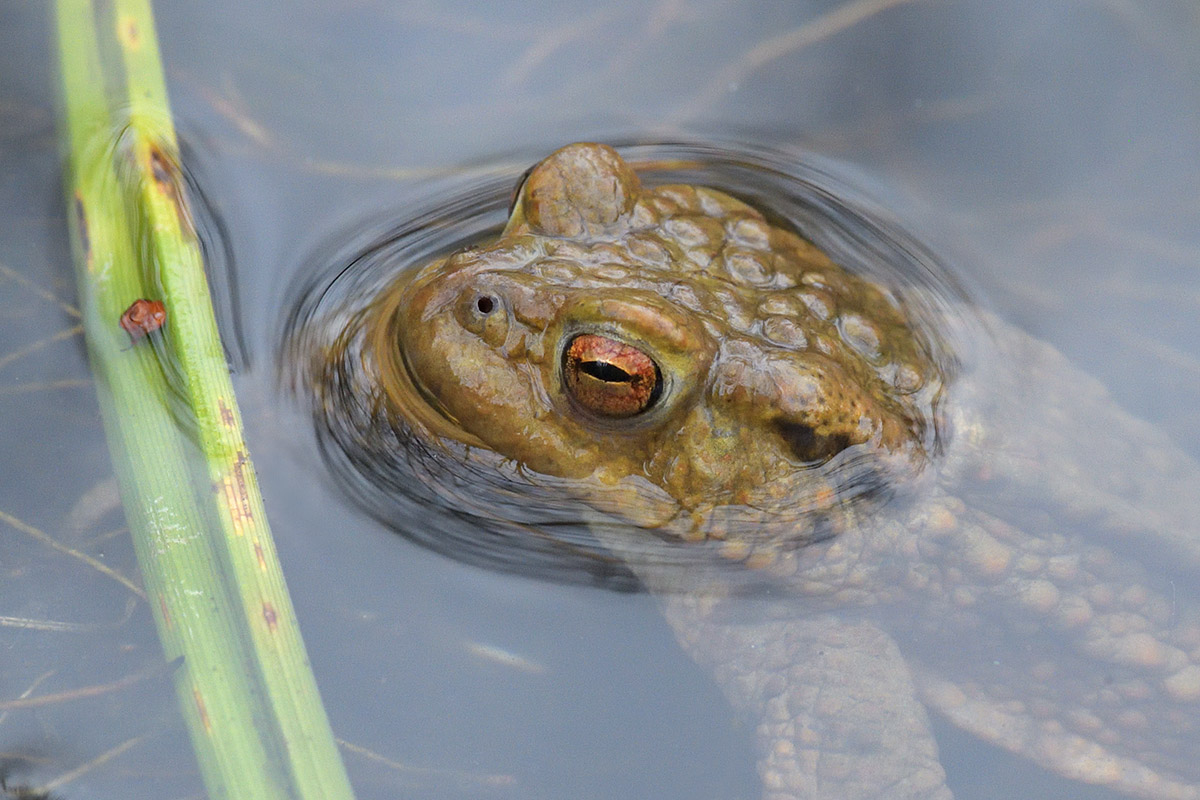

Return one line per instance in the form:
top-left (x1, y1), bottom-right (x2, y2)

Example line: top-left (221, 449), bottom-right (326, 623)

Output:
top-left (281, 140), bottom-right (973, 591)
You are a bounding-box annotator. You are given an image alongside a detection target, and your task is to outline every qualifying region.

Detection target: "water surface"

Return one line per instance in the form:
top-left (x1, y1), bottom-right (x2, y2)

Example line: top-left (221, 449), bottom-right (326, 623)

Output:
top-left (2, 1), bottom-right (1199, 798)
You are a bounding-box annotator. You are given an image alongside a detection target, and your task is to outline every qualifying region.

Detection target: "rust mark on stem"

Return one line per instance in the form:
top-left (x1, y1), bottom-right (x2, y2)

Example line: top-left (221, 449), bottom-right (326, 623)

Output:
top-left (262, 601), bottom-right (278, 633)
top-left (158, 592), bottom-right (172, 631)
top-left (116, 13), bottom-right (142, 52)
top-left (220, 450), bottom-right (255, 536)
top-left (218, 397), bottom-right (237, 428)
top-left (147, 144), bottom-right (197, 239)
top-left (232, 450), bottom-right (253, 521)
top-left (193, 686), bottom-right (211, 733)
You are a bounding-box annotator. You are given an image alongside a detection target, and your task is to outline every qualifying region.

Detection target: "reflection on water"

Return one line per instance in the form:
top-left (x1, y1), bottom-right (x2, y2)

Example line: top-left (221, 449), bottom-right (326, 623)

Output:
top-left (3, 0), bottom-right (1200, 798)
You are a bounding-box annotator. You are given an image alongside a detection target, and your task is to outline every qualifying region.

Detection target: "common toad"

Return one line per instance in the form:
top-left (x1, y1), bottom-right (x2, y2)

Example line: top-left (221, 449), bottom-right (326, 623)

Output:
top-left (361, 143), bottom-right (1200, 799)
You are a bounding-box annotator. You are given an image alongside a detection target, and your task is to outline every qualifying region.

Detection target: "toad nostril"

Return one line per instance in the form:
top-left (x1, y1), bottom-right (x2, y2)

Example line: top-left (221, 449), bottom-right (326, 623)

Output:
top-left (476, 295), bottom-right (496, 314)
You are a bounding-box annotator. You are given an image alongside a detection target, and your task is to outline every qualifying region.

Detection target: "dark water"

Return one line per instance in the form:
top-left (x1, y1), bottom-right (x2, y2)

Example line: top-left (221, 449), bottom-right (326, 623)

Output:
top-left (2, 1), bottom-right (1200, 799)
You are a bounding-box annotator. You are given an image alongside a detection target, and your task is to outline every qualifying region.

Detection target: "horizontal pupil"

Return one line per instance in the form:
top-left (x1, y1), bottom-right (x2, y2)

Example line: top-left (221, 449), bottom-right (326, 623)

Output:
top-left (580, 360), bottom-right (632, 383)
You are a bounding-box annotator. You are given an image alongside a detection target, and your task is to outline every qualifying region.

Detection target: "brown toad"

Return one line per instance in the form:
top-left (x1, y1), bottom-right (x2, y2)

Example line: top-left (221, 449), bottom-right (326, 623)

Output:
top-left (359, 143), bottom-right (1200, 799)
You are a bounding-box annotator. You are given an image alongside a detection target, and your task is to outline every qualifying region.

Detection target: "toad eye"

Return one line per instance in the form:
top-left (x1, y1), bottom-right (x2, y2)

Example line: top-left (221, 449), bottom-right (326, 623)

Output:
top-left (563, 334), bottom-right (662, 418)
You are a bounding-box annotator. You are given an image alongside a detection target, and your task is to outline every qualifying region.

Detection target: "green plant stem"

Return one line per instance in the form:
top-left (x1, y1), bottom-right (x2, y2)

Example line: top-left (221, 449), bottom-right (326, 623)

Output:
top-left (54, 1), bottom-right (356, 798)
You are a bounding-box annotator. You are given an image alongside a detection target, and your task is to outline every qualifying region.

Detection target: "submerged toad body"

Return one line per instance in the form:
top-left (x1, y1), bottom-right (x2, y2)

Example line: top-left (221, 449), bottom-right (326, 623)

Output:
top-left (372, 144), bottom-right (1200, 798)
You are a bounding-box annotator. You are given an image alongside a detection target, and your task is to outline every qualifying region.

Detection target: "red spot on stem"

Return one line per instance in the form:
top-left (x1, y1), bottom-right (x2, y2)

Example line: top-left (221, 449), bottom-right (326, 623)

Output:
top-left (193, 686), bottom-right (211, 732)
